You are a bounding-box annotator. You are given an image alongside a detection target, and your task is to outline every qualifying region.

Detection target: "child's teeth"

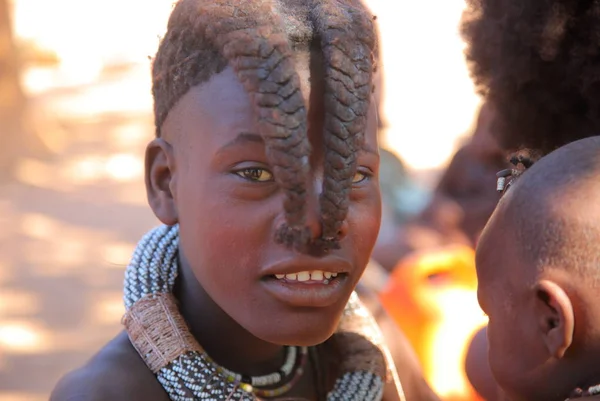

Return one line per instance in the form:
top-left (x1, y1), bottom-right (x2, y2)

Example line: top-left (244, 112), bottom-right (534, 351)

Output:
top-left (274, 271), bottom-right (337, 282)
top-left (297, 271), bottom-right (310, 282)
top-left (311, 271), bottom-right (324, 281)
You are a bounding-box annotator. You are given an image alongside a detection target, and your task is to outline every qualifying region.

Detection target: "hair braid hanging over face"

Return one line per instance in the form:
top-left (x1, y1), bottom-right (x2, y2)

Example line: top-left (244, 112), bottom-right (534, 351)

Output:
top-left (151, 0), bottom-right (377, 252)
top-left (202, 1), bottom-right (315, 250)
top-left (311, 0), bottom-right (377, 249)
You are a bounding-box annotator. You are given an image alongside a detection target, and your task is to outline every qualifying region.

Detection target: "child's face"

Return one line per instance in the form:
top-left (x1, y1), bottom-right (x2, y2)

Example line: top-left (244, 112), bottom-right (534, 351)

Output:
top-left (475, 215), bottom-right (551, 401)
top-left (156, 59), bottom-right (381, 346)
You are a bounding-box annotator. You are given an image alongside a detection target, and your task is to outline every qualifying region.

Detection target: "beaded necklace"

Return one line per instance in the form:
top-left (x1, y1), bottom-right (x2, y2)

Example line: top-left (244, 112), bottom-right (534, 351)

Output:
top-left (220, 346), bottom-right (300, 387)
top-left (566, 385), bottom-right (600, 400)
top-left (123, 225), bottom-right (404, 400)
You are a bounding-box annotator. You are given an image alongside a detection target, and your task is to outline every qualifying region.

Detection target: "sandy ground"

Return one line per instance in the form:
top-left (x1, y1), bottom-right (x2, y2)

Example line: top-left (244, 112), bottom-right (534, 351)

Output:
top-left (0, 65), bottom-right (158, 401)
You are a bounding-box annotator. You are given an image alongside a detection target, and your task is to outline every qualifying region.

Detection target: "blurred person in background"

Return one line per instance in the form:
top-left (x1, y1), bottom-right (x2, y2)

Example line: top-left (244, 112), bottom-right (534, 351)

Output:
top-left (459, 0), bottom-right (600, 398)
top-left (417, 103), bottom-right (506, 248)
top-left (372, 102), bottom-right (508, 273)
top-left (353, 30), bottom-right (441, 401)
top-left (376, 102), bottom-right (511, 401)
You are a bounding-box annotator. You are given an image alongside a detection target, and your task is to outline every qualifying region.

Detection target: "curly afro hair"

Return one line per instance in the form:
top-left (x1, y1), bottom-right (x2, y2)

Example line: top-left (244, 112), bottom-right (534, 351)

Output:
top-left (152, 0), bottom-right (378, 252)
top-left (462, 0), bottom-right (600, 156)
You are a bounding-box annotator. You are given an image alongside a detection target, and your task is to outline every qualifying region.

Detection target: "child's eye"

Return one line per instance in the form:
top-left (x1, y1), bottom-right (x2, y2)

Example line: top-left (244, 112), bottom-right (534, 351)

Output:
top-left (235, 168), bottom-right (274, 182)
top-left (352, 169), bottom-right (371, 184)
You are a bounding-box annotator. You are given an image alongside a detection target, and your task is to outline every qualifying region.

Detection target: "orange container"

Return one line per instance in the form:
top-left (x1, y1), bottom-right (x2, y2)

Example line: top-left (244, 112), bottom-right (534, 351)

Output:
top-left (379, 245), bottom-right (487, 401)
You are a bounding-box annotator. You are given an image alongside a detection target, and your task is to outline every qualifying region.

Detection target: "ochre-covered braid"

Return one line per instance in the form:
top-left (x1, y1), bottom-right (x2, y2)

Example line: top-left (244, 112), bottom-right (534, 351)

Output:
top-left (202, 1), bottom-right (313, 249)
top-left (123, 225), bottom-right (404, 401)
top-left (311, 0), bottom-right (377, 248)
top-left (151, 0), bottom-right (378, 252)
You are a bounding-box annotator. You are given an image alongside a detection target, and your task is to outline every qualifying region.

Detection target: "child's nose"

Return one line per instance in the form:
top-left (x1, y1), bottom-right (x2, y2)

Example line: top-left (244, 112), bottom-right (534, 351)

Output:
top-left (304, 189), bottom-right (349, 244)
top-left (304, 186), bottom-right (323, 241)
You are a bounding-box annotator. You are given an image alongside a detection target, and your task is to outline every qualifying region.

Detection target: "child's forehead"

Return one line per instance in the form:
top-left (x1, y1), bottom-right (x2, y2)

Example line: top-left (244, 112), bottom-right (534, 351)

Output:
top-left (161, 60), bottom-right (344, 148)
top-left (161, 69), bottom-right (254, 139)
top-left (477, 214), bottom-right (517, 273)
top-left (163, 48), bottom-right (327, 132)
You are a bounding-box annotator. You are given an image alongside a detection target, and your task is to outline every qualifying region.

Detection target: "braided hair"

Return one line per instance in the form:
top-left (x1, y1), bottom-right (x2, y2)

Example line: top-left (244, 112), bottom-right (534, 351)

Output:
top-left (461, 0), bottom-right (600, 156)
top-left (152, 0), bottom-right (378, 252)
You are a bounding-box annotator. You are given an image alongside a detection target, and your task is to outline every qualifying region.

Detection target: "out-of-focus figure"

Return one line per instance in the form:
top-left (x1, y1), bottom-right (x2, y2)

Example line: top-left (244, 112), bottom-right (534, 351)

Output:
top-left (372, 103), bottom-right (507, 273)
top-left (417, 103), bottom-right (505, 248)
top-left (375, 103), bottom-right (509, 401)
top-left (380, 245), bottom-right (487, 401)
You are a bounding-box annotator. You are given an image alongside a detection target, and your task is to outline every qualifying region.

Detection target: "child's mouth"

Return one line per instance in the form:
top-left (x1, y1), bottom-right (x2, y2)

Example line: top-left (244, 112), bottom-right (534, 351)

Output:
top-left (261, 271), bottom-right (348, 308)
top-left (271, 270), bottom-right (340, 285)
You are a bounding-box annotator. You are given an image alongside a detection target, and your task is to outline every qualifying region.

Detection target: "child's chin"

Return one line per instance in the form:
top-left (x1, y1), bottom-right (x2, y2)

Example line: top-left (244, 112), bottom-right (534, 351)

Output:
top-left (251, 315), bottom-right (342, 347)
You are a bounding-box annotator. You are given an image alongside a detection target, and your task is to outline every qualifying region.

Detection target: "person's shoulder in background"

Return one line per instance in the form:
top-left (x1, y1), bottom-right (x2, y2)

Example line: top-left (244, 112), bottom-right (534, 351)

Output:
top-left (50, 331), bottom-right (168, 401)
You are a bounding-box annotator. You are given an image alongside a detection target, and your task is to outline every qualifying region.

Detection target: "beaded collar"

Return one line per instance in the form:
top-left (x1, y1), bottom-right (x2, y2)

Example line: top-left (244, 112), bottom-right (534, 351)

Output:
top-left (566, 385), bottom-right (600, 400)
top-left (122, 225), bottom-right (405, 400)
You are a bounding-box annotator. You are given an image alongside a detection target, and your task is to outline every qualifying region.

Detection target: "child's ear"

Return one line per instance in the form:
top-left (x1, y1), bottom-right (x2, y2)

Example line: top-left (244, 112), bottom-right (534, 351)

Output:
top-left (533, 279), bottom-right (574, 359)
top-left (145, 138), bottom-right (178, 225)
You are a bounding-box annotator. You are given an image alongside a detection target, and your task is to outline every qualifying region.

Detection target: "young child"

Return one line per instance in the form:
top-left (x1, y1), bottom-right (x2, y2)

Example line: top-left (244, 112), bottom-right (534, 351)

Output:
top-left (460, 2), bottom-right (600, 399)
top-left (475, 136), bottom-right (600, 401)
top-left (49, 1), bottom-right (408, 400)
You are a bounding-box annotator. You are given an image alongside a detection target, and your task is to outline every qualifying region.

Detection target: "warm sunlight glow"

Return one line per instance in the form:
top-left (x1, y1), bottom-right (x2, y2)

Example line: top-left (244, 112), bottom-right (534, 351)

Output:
top-left (0, 321), bottom-right (48, 353)
top-left (0, 261), bottom-right (13, 286)
top-left (90, 293), bottom-right (125, 325)
top-left (110, 123), bottom-right (151, 149)
top-left (20, 213), bottom-right (59, 240)
top-left (13, 0), bottom-right (173, 89)
top-left (0, 290), bottom-right (40, 316)
top-left (105, 154), bottom-right (143, 182)
top-left (13, 0), bottom-right (479, 172)
top-left (14, 159), bottom-right (59, 190)
top-left (367, 1), bottom-right (480, 170)
top-left (52, 238), bottom-right (88, 268)
top-left (429, 290), bottom-right (488, 399)
top-left (102, 242), bottom-right (135, 267)
top-left (65, 156), bottom-right (106, 183)
top-left (0, 393), bottom-right (46, 401)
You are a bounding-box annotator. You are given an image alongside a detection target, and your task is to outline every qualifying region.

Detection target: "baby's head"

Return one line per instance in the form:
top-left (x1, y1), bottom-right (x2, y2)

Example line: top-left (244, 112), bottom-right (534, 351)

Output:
top-left (144, 0), bottom-right (381, 346)
top-left (476, 136), bottom-right (600, 401)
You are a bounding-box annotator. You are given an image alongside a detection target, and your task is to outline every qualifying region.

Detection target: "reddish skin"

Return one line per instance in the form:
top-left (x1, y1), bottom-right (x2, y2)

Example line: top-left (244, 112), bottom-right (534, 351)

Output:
top-left (50, 52), bottom-right (401, 400)
top-left (465, 326), bottom-right (506, 401)
top-left (474, 178), bottom-right (600, 401)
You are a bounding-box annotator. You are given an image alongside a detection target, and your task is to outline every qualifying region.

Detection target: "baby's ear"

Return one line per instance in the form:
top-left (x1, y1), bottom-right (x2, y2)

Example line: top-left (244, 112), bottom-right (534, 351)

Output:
top-left (533, 280), bottom-right (574, 359)
top-left (145, 138), bottom-right (178, 225)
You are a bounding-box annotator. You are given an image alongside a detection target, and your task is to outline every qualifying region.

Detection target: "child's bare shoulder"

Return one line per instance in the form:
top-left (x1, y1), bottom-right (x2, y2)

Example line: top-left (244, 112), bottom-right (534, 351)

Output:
top-left (50, 331), bottom-right (168, 401)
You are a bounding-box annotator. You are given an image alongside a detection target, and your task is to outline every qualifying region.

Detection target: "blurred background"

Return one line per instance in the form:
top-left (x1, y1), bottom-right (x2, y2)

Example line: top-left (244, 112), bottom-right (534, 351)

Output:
top-left (0, 0), bottom-right (493, 400)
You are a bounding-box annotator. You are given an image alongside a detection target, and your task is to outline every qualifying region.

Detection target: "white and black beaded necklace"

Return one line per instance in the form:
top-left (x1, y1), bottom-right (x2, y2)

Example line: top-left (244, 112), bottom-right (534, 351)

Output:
top-left (122, 224), bottom-right (404, 401)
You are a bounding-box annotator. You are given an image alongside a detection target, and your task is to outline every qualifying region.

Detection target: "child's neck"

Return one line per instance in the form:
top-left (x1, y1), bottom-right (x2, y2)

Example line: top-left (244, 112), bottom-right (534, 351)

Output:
top-left (173, 258), bottom-right (286, 377)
